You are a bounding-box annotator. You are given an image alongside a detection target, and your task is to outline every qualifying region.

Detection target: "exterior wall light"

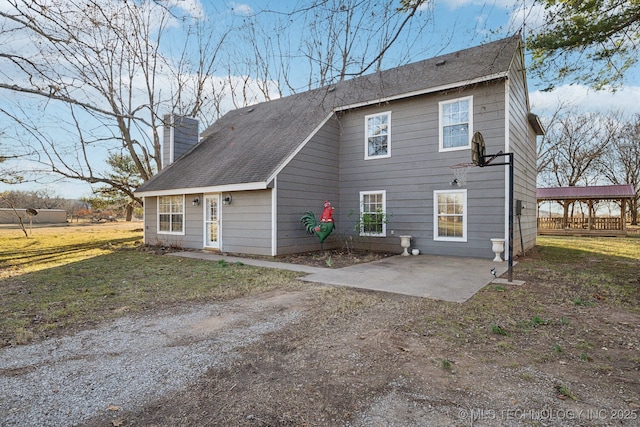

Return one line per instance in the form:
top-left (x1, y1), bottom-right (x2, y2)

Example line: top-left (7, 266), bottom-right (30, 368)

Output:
top-left (192, 197), bottom-right (200, 206)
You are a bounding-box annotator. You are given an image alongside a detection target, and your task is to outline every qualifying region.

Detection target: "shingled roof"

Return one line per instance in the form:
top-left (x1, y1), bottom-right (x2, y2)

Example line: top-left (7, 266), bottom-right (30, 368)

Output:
top-left (537, 184), bottom-right (636, 200)
top-left (136, 35), bottom-right (522, 195)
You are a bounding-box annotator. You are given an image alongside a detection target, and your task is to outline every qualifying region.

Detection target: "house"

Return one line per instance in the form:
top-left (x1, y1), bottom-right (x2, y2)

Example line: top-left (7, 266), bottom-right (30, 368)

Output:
top-left (135, 34), bottom-right (544, 260)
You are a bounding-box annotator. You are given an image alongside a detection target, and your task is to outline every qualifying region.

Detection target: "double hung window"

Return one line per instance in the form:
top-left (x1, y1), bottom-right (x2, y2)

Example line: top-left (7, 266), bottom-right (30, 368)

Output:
top-left (158, 195), bottom-right (184, 234)
top-left (434, 190), bottom-right (467, 241)
top-left (365, 112), bottom-right (391, 159)
top-left (439, 97), bottom-right (472, 151)
top-left (359, 191), bottom-right (387, 236)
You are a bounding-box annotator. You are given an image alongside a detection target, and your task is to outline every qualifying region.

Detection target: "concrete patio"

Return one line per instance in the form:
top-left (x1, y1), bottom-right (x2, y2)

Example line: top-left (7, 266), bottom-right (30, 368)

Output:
top-left (169, 252), bottom-right (523, 303)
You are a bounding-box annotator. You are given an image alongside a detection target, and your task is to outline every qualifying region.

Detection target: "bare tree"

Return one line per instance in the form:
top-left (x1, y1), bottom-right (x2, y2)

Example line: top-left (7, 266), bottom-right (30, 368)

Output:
top-left (0, 191), bottom-right (30, 236)
top-left (598, 114), bottom-right (640, 225)
top-left (540, 112), bottom-right (618, 187)
top-left (538, 112), bottom-right (620, 221)
top-left (0, 128), bottom-right (23, 184)
top-left (0, 0), bottom-right (438, 212)
top-left (233, 0), bottom-right (435, 94)
top-left (0, 189), bottom-right (65, 210)
top-left (0, 0), bottom-right (230, 215)
top-left (536, 102), bottom-right (571, 176)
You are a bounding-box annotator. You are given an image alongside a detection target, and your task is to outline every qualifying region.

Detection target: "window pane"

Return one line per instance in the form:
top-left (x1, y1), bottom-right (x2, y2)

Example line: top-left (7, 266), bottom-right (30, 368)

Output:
top-left (159, 198), bottom-right (170, 213)
top-left (443, 101), bottom-right (469, 125)
top-left (361, 192), bottom-right (384, 235)
top-left (368, 135), bottom-right (388, 156)
top-left (366, 113), bottom-right (389, 158)
top-left (159, 214), bottom-right (171, 232)
top-left (438, 217), bottom-right (463, 237)
top-left (436, 191), bottom-right (465, 239)
top-left (171, 196), bottom-right (183, 213)
top-left (442, 99), bottom-right (470, 149)
top-left (443, 124), bottom-right (468, 148)
top-left (208, 223), bottom-right (218, 242)
top-left (171, 214), bottom-right (183, 232)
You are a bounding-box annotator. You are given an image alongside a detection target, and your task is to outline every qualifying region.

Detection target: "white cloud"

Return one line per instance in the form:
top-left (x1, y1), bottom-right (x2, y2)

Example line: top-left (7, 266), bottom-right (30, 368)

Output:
top-left (530, 84), bottom-right (640, 116)
top-left (0, 179), bottom-right (94, 200)
top-left (508, 2), bottom-right (547, 34)
top-left (166, 0), bottom-right (206, 20)
top-left (437, 0), bottom-right (515, 10)
top-left (229, 2), bottom-right (253, 16)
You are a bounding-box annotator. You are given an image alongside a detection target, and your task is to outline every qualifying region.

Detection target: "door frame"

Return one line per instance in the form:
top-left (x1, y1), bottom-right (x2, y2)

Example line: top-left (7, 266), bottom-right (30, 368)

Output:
top-left (203, 193), bottom-right (221, 249)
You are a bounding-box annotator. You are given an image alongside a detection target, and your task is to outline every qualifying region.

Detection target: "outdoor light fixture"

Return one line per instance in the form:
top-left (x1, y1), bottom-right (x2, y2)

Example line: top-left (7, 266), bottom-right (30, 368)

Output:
top-left (192, 197), bottom-right (200, 206)
top-left (223, 194), bottom-right (232, 205)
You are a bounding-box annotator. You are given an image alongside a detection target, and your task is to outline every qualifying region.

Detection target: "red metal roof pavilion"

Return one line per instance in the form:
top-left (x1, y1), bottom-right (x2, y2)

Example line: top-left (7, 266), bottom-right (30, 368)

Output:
top-left (536, 184), bottom-right (636, 236)
top-left (537, 184), bottom-right (636, 201)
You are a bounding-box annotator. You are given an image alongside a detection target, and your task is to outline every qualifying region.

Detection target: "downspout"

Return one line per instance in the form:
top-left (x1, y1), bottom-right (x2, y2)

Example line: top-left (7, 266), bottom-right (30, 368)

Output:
top-left (271, 177), bottom-right (278, 256)
top-left (504, 78), bottom-right (511, 262)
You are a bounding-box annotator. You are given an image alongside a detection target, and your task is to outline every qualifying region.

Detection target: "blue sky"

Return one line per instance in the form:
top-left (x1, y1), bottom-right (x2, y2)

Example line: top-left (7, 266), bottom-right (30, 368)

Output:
top-left (2, 0), bottom-right (639, 199)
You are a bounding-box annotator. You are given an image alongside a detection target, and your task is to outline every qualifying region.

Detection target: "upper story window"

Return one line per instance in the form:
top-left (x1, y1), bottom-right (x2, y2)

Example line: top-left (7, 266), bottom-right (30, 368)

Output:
top-left (433, 189), bottom-right (467, 241)
top-left (359, 190), bottom-right (387, 236)
top-left (365, 111), bottom-right (391, 159)
top-left (158, 195), bottom-right (184, 234)
top-left (439, 96), bottom-right (473, 152)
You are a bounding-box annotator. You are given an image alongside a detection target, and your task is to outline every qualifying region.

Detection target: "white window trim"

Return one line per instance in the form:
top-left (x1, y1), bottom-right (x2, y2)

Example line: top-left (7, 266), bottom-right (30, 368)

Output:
top-left (359, 190), bottom-right (387, 237)
top-left (364, 111), bottom-right (392, 160)
top-left (433, 189), bottom-right (467, 242)
top-left (157, 194), bottom-right (186, 235)
top-left (439, 96), bottom-right (473, 152)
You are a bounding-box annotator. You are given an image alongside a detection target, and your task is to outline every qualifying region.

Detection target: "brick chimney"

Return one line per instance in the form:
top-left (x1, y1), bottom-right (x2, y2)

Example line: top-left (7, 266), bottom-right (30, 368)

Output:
top-left (163, 114), bottom-right (199, 167)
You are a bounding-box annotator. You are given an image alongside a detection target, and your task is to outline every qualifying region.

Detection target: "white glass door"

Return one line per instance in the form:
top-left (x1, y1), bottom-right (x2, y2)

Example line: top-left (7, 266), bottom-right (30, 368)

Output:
top-left (205, 194), bottom-right (220, 248)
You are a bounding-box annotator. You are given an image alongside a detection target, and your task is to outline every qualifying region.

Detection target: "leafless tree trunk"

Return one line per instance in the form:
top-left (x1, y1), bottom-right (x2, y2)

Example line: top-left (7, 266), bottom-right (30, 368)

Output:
top-left (0, 192), bottom-right (28, 237)
top-left (598, 114), bottom-right (640, 225)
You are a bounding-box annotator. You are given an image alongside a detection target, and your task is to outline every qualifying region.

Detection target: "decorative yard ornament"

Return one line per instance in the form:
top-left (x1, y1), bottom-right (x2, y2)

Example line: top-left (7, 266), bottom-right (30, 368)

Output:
top-left (301, 200), bottom-right (335, 243)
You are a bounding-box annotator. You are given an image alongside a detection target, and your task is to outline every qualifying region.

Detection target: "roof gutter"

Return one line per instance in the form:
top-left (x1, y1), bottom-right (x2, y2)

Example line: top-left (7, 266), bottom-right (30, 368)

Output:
top-left (134, 181), bottom-right (270, 198)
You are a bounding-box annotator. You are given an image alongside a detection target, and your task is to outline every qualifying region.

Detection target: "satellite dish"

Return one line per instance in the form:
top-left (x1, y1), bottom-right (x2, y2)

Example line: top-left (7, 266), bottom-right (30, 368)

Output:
top-left (26, 208), bottom-right (38, 216)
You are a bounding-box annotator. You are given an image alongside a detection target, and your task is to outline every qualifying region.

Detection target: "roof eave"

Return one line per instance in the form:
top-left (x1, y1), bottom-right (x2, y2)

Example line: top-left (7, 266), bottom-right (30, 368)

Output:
top-left (334, 71), bottom-right (509, 112)
top-left (135, 181), bottom-right (270, 198)
top-left (528, 113), bottom-right (545, 135)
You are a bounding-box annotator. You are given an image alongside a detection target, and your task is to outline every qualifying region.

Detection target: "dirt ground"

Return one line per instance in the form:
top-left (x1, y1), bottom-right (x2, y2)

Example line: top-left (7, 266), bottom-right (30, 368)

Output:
top-left (76, 248), bottom-right (640, 427)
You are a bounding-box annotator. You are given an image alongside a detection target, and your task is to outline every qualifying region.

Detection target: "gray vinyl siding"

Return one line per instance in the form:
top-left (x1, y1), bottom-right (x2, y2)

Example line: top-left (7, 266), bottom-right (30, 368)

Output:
top-left (163, 115), bottom-right (199, 167)
top-left (143, 191), bottom-right (272, 254)
top-left (142, 194), bottom-right (204, 249)
top-left (276, 116), bottom-right (341, 255)
top-left (220, 190), bottom-right (272, 256)
top-left (143, 196), bottom-right (157, 245)
top-left (336, 83), bottom-right (508, 258)
top-left (507, 52), bottom-right (538, 256)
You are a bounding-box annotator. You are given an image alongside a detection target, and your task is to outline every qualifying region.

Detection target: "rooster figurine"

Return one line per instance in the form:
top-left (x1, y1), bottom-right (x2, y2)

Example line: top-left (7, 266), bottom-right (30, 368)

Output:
top-left (301, 200), bottom-right (335, 243)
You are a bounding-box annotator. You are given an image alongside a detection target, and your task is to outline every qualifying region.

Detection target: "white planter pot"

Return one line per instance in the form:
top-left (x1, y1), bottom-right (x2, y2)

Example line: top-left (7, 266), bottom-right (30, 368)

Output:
top-left (399, 235), bottom-right (412, 256)
top-left (490, 238), bottom-right (505, 262)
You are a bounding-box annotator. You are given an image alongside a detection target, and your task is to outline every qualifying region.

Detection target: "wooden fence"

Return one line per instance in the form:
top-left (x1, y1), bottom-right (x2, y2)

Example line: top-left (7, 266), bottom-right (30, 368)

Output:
top-left (537, 217), bottom-right (627, 236)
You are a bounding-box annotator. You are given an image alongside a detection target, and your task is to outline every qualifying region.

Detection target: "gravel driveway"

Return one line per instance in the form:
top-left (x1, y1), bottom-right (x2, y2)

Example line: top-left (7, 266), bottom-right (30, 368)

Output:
top-left (0, 290), bottom-right (309, 426)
